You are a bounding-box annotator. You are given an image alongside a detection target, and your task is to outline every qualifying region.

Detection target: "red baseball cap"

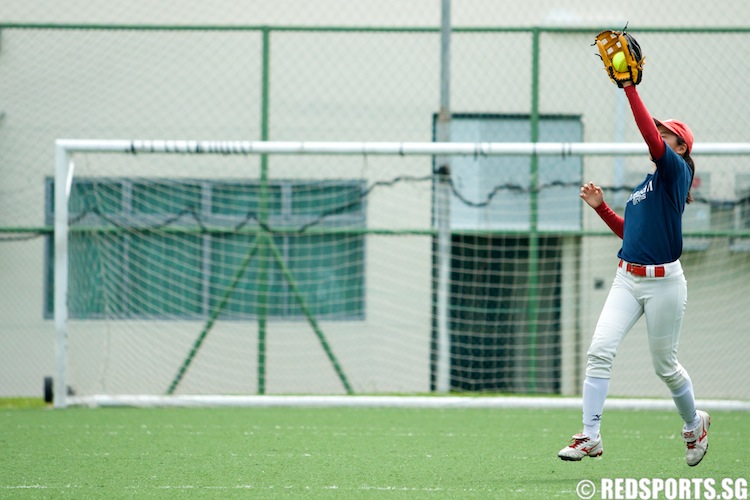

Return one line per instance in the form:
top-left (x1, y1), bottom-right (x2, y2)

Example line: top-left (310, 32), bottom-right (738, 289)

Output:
top-left (655, 118), bottom-right (694, 154)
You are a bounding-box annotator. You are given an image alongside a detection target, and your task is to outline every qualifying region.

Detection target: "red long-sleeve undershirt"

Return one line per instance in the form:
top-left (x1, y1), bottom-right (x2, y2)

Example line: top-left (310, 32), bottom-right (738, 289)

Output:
top-left (595, 201), bottom-right (624, 239)
top-left (624, 85), bottom-right (666, 161)
top-left (592, 86), bottom-right (666, 240)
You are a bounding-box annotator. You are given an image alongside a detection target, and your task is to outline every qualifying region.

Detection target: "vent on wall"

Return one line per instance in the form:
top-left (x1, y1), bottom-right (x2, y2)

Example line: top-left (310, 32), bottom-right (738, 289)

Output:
top-left (731, 173), bottom-right (750, 252)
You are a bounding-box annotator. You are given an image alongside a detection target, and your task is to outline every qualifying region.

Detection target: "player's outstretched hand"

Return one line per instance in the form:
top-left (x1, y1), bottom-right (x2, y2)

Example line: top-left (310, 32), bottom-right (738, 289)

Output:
top-left (580, 181), bottom-right (604, 209)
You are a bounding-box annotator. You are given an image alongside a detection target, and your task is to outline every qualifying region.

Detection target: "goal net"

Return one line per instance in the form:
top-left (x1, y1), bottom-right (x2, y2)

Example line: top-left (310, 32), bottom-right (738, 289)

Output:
top-left (52, 139), bottom-right (750, 408)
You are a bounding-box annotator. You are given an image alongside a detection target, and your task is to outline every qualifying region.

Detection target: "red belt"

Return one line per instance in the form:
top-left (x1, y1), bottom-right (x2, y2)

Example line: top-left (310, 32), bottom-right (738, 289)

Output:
top-left (619, 259), bottom-right (666, 277)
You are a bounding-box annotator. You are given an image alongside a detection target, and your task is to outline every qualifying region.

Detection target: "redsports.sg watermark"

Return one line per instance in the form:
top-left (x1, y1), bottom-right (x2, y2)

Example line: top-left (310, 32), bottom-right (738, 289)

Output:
top-left (576, 478), bottom-right (748, 500)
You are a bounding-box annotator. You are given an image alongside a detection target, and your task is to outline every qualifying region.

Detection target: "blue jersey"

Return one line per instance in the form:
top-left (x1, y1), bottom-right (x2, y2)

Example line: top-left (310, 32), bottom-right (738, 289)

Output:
top-left (618, 145), bottom-right (692, 265)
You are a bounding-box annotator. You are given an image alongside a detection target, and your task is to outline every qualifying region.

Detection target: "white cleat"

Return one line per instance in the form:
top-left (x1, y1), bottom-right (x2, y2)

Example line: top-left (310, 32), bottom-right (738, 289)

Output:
top-left (558, 433), bottom-right (603, 461)
top-left (683, 410), bottom-right (710, 466)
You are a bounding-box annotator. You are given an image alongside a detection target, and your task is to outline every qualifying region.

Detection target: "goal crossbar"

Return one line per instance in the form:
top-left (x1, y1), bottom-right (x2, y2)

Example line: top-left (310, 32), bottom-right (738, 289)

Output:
top-left (56, 139), bottom-right (750, 157)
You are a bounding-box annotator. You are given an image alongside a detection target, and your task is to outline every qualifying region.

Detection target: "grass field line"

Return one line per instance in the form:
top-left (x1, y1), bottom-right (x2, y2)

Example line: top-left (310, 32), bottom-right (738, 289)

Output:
top-left (69, 394), bottom-right (750, 411)
top-left (1, 483), bottom-right (507, 493)
top-left (1, 484), bottom-right (486, 493)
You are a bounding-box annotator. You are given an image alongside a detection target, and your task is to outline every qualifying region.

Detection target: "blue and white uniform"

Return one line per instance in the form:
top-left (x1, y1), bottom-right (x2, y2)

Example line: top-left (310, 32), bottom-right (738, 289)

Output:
top-left (619, 146), bottom-right (692, 265)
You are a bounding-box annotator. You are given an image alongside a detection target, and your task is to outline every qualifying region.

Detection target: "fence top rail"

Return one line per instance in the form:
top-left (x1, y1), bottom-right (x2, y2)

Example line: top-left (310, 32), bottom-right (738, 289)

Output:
top-left (56, 139), bottom-right (750, 157)
top-left (5, 22), bottom-right (750, 34)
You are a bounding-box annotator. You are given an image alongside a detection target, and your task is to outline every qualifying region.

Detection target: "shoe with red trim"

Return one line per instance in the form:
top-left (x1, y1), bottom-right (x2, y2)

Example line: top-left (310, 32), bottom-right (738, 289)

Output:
top-left (683, 410), bottom-right (710, 466)
top-left (558, 433), bottom-right (603, 461)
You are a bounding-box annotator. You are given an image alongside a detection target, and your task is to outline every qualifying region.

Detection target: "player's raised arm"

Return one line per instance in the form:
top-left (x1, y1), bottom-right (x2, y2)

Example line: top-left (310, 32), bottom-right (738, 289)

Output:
top-left (593, 29), bottom-right (665, 160)
top-left (623, 84), bottom-right (666, 161)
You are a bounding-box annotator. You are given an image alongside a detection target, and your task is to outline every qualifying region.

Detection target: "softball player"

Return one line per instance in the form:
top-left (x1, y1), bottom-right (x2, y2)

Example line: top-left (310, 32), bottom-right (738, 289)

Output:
top-left (557, 80), bottom-right (710, 466)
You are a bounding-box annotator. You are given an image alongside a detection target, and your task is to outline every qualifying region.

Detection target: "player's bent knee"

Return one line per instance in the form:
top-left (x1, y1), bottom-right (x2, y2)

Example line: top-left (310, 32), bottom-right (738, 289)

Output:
top-left (585, 352), bottom-right (615, 379)
top-left (586, 342), bottom-right (616, 365)
top-left (656, 368), bottom-right (687, 391)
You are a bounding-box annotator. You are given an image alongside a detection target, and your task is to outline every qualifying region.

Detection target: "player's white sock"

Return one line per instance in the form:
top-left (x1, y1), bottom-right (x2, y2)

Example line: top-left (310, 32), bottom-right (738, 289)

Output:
top-left (582, 376), bottom-right (609, 439)
top-left (671, 378), bottom-right (698, 427)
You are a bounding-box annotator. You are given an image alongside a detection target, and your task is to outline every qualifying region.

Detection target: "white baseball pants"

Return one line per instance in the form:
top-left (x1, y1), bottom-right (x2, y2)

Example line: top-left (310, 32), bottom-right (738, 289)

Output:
top-left (586, 260), bottom-right (690, 391)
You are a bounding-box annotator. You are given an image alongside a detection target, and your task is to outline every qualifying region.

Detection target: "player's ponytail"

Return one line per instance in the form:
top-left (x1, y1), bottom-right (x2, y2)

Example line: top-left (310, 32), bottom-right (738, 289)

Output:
top-left (677, 136), bottom-right (695, 204)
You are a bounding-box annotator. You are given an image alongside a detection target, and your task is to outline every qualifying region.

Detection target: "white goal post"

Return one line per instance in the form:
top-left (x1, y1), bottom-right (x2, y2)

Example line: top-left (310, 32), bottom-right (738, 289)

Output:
top-left (53, 139), bottom-right (750, 409)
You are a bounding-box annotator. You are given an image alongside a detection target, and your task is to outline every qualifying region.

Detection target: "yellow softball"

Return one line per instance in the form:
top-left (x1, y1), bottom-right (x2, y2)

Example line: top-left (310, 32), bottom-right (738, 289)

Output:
top-left (613, 51), bottom-right (627, 72)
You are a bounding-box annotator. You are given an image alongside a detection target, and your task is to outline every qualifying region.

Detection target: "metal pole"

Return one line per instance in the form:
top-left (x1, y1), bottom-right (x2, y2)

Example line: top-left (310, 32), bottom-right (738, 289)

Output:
top-left (435, 0), bottom-right (452, 393)
top-left (257, 27), bottom-right (271, 394)
top-left (53, 143), bottom-right (71, 408)
top-left (527, 28), bottom-right (541, 392)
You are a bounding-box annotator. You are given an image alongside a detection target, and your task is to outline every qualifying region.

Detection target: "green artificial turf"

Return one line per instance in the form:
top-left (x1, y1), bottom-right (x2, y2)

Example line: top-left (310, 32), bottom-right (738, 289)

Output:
top-left (0, 404), bottom-right (747, 498)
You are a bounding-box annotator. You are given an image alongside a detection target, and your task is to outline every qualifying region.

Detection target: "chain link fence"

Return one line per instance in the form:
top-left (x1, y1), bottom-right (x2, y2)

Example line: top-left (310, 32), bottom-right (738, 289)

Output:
top-left (1, 2), bottom-right (749, 399)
